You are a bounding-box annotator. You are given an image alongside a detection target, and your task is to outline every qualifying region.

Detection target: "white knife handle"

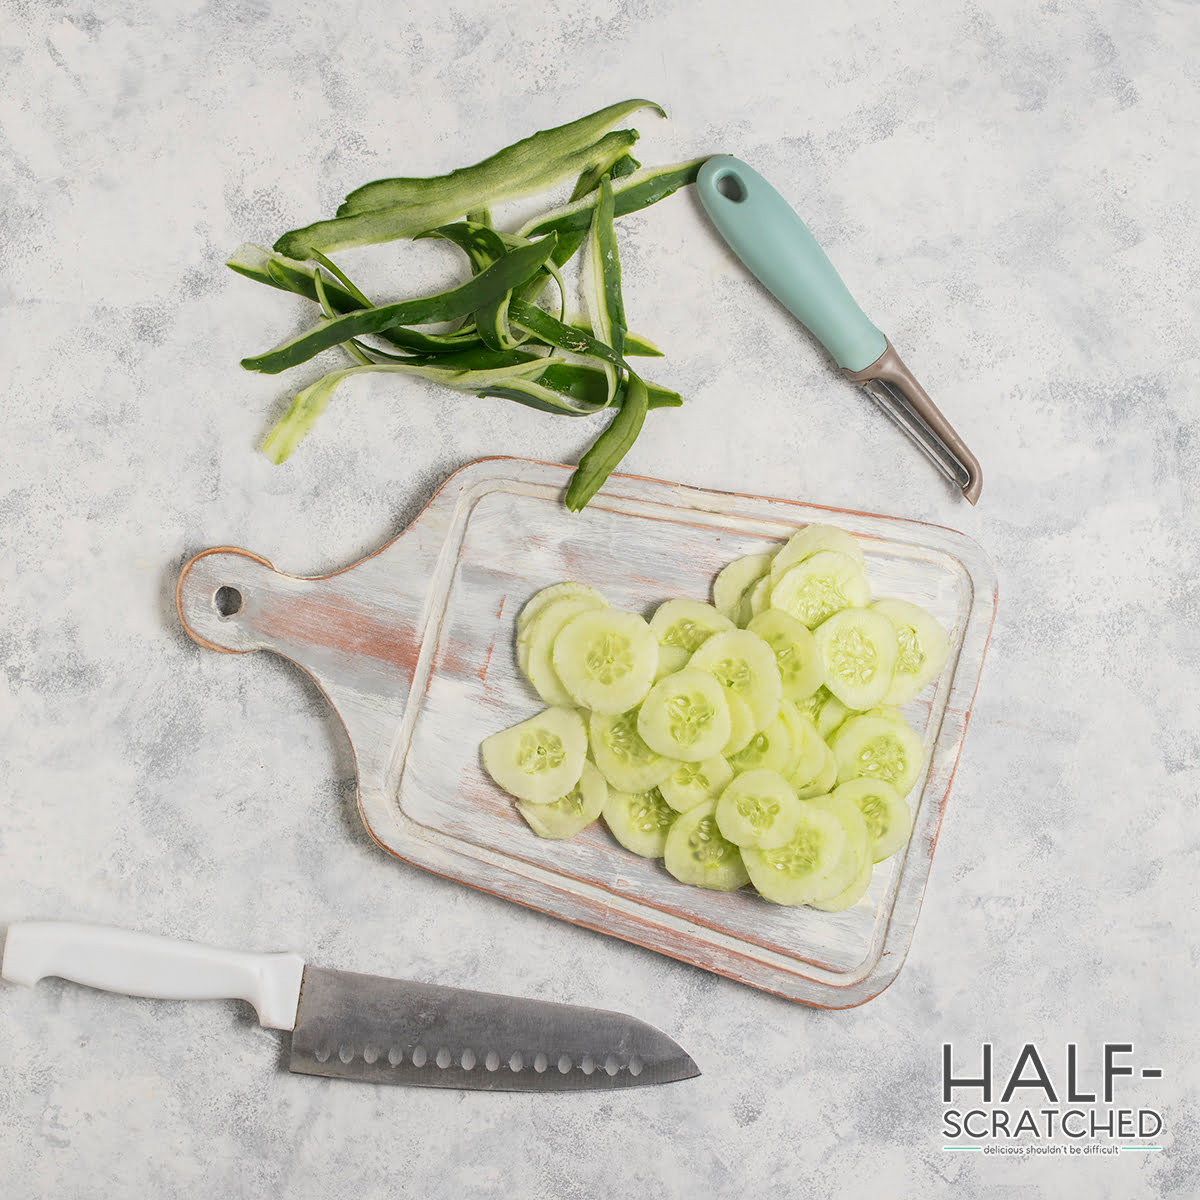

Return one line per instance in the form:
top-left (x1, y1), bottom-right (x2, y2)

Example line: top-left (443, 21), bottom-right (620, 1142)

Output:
top-left (1, 922), bottom-right (305, 1031)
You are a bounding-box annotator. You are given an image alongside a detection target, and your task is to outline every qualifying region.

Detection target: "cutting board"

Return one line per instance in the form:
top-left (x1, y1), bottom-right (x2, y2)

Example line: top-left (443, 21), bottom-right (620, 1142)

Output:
top-left (176, 457), bottom-right (997, 1008)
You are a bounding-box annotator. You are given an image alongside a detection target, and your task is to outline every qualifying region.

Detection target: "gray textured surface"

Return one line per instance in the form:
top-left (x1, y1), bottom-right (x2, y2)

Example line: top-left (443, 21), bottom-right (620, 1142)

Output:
top-left (1, 2), bottom-right (1197, 1197)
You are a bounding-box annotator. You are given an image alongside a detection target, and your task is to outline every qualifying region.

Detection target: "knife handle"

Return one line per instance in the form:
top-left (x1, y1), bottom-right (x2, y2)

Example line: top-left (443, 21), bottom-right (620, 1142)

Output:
top-left (1, 921), bottom-right (305, 1031)
top-left (696, 155), bottom-right (887, 372)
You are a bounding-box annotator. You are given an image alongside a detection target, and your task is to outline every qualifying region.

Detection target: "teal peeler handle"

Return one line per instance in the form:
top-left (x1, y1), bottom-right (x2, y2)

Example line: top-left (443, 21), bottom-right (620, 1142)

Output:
top-left (696, 156), bottom-right (887, 373)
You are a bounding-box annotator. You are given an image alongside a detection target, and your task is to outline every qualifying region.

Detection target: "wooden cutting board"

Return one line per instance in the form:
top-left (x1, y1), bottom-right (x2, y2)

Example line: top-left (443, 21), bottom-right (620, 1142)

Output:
top-left (175, 457), bottom-right (997, 1008)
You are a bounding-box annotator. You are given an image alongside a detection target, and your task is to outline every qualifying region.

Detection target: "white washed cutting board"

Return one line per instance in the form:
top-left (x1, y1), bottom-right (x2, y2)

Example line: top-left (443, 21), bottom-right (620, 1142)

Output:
top-left (176, 457), bottom-right (997, 1008)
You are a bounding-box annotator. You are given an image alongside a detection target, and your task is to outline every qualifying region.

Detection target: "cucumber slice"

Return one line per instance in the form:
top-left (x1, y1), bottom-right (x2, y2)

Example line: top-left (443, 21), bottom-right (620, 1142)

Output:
top-left (603, 786), bottom-right (677, 857)
top-left (777, 703), bottom-right (827, 786)
top-left (829, 713), bottom-right (925, 796)
top-left (589, 709), bottom-right (680, 792)
top-left (516, 760), bottom-right (607, 839)
top-left (517, 582), bottom-right (607, 636)
top-left (769, 551), bottom-right (870, 629)
top-left (812, 607), bottom-right (900, 710)
top-left (688, 629), bottom-right (783, 732)
top-left (791, 739), bottom-right (838, 798)
top-left (805, 791), bottom-right (871, 898)
top-left (636, 668), bottom-right (732, 762)
top-left (714, 769), bottom-right (802, 849)
top-left (795, 686), bottom-right (850, 739)
top-left (742, 804), bottom-right (849, 905)
top-left (871, 598), bottom-right (950, 706)
top-left (520, 594), bottom-right (608, 704)
top-left (489, 530), bottom-right (934, 901)
top-left (747, 609), bottom-right (825, 701)
top-left (721, 687), bottom-right (757, 756)
top-left (726, 713), bottom-right (795, 775)
top-left (808, 852), bottom-right (874, 912)
top-left (771, 523), bottom-right (865, 581)
top-left (712, 552), bottom-right (774, 624)
top-left (654, 645), bottom-right (690, 680)
top-left (552, 608), bottom-right (658, 714)
top-left (658, 755), bottom-right (735, 813)
top-left (745, 575), bottom-right (773, 623)
top-left (481, 706), bottom-right (588, 804)
top-left (663, 800), bottom-right (751, 891)
top-left (832, 778), bottom-right (912, 861)
top-left (649, 598), bottom-right (735, 656)
top-left (856, 704), bottom-right (912, 727)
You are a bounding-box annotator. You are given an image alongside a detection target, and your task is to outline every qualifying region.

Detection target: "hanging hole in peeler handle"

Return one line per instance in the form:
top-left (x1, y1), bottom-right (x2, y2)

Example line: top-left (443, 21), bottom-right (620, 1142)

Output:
top-left (213, 586), bottom-right (243, 618)
top-left (714, 170), bottom-right (746, 203)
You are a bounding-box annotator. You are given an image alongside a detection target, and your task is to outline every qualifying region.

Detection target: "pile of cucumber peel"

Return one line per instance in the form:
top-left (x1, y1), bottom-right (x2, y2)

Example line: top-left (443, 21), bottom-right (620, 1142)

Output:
top-left (228, 99), bottom-right (705, 510)
top-left (482, 523), bottom-right (950, 910)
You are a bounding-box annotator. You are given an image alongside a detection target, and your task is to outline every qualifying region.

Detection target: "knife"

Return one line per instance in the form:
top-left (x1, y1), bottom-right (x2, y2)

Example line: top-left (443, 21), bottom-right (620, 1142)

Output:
top-left (1, 921), bottom-right (699, 1091)
top-left (696, 155), bottom-right (983, 504)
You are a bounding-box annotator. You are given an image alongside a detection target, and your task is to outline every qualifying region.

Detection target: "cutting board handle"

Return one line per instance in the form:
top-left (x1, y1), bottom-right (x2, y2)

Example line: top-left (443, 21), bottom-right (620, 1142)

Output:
top-left (175, 544), bottom-right (423, 792)
top-left (176, 546), bottom-right (283, 654)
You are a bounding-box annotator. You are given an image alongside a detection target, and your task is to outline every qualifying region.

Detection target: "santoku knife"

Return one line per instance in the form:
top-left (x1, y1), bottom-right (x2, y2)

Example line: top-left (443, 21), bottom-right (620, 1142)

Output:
top-left (1, 921), bottom-right (699, 1092)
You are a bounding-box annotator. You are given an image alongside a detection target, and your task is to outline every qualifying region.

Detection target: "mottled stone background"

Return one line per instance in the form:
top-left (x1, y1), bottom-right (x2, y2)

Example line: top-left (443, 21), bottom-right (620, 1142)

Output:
top-left (1, 1), bottom-right (1197, 1197)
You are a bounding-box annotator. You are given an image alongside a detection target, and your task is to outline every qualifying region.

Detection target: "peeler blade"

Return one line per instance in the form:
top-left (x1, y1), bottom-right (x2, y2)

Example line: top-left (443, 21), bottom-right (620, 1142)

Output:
top-left (845, 342), bottom-right (982, 504)
top-left (860, 378), bottom-right (973, 496)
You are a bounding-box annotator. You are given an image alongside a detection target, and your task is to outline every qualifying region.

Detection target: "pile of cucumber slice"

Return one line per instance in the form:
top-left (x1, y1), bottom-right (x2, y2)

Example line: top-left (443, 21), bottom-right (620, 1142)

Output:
top-left (480, 524), bottom-right (950, 911)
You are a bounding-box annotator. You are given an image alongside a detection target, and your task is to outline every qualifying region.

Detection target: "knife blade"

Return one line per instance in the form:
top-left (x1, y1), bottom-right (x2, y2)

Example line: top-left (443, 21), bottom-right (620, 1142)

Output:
top-left (1, 921), bottom-right (699, 1092)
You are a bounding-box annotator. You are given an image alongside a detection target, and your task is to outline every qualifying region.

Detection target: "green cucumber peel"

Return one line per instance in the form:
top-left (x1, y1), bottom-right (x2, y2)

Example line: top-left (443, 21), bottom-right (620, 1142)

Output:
top-left (229, 244), bottom-right (482, 355)
top-left (232, 105), bottom-right (690, 510)
top-left (478, 289), bottom-right (523, 353)
top-left (414, 222), bottom-right (516, 350)
top-left (421, 224), bottom-right (566, 349)
top-left (312, 269), bottom-right (373, 367)
top-left (569, 145), bottom-right (642, 206)
top-left (261, 357), bottom-right (553, 463)
top-left (335, 107), bottom-right (654, 215)
top-left (508, 156), bottom-right (614, 311)
top-left (480, 364), bottom-right (679, 415)
top-left (476, 382), bottom-right (605, 416)
top-left (508, 300), bottom-right (627, 373)
top-left (540, 362), bottom-right (678, 408)
top-left (417, 220), bottom-right (510, 271)
top-left (594, 176), bottom-right (627, 357)
top-left (508, 152), bottom-right (604, 304)
top-left (241, 236), bottom-right (556, 374)
top-left (277, 102), bottom-right (661, 256)
top-left (346, 329), bottom-right (483, 359)
top-left (500, 233), bottom-right (567, 323)
top-left (276, 135), bottom-right (638, 257)
top-left (262, 348), bottom-right (671, 458)
top-left (581, 176), bottom-right (626, 410)
top-left (308, 249), bottom-right (372, 308)
top-left (564, 373), bottom-right (649, 511)
top-left (608, 153), bottom-right (641, 180)
top-left (359, 346), bottom-right (544, 371)
top-left (554, 314), bottom-right (661, 357)
top-left (622, 331), bottom-right (663, 357)
top-left (229, 243), bottom-right (364, 311)
top-left (506, 149), bottom-right (641, 313)
top-left (518, 159), bottom-right (706, 239)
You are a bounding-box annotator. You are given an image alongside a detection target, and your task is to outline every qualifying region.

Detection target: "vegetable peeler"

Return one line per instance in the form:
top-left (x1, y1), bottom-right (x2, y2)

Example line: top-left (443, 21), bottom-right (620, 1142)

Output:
top-left (696, 156), bottom-right (982, 503)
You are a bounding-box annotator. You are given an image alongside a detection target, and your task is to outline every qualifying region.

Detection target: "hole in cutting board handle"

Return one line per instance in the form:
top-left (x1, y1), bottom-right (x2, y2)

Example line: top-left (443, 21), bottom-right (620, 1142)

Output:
top-left (213, 585), bottom-right (243, 618)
